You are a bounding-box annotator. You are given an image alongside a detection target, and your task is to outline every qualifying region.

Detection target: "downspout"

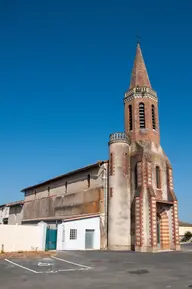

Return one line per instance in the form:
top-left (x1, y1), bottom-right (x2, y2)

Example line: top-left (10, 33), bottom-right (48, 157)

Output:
top-left (99, 162), bottom-right (108, 249)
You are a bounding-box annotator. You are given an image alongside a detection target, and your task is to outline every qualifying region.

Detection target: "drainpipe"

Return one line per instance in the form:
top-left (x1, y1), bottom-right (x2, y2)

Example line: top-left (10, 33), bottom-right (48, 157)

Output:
top-left (99, 163), bottom-right (108, 249)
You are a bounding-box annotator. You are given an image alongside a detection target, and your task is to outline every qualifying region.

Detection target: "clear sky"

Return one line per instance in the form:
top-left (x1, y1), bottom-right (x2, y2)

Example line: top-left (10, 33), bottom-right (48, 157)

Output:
top-left (0, 0), bottom-right (191, 221)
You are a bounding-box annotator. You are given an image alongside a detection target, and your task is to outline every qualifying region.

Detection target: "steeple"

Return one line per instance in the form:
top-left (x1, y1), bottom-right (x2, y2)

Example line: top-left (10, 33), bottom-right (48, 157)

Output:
top-left (124, 43), bottom-right (159, 145)
top-left (129, 43), bottom-right (151, 89)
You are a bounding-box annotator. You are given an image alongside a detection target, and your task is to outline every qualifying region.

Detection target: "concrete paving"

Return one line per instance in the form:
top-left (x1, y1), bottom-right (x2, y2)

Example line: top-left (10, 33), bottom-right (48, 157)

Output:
top-left (181, 243), bottom-right (192, 252)
top-left (1, 250), bottom-right (192, 288)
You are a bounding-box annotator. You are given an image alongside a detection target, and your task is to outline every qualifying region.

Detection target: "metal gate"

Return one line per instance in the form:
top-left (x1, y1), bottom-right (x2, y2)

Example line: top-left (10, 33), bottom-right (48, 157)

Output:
top-left (45, 228), bottom-right (57, 250)
top-left (85, 229), bottom-right (94, 249)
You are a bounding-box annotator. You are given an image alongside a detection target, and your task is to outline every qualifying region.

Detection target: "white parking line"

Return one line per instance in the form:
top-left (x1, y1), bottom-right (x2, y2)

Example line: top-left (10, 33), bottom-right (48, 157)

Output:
top-left (5, 256), bottom-right (92, 274)
top-left (51, 256), bottom-right (92, 270)
top-left (5, 259), bottom-right (38, 274)
top-left (37, 268), bottom-right (88, 274)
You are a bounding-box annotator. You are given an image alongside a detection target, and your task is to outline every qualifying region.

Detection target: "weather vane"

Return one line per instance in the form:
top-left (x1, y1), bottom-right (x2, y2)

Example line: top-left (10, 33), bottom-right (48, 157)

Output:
top-left (136, 35), bottom-right (141, 44)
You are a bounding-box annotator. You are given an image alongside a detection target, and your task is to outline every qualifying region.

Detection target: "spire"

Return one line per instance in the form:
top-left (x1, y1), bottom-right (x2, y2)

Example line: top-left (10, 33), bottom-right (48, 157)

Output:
top-left (129, 43), bottom-right (151, 89)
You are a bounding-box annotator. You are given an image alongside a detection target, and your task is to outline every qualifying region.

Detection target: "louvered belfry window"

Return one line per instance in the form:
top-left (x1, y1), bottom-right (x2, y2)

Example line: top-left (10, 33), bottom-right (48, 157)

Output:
top-left (128, 105), bottom-right (133, 131)
top-left (139, 102), bottom-right (145, 128)
top-left (152, 104), bottom-right (156, 129)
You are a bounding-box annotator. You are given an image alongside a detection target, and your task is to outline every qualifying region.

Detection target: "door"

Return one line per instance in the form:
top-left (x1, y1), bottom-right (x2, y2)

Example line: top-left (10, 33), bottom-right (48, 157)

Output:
top-left (56, 223), bottom-right (65, 251)
top-left (85, 229), bottom-right (94, 249)
top-left (46, 228), bottom-right (57, 250)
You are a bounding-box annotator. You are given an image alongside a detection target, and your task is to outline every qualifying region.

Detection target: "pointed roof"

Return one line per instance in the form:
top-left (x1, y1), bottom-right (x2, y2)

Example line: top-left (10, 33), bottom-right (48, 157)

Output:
top-left (129, 43), bottom-right (151, 89)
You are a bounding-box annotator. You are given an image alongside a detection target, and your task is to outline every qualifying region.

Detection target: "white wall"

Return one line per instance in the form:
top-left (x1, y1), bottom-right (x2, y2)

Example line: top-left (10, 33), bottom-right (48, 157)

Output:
top-left (179, 226), bottom-right (192, 240)
top-left (57, 217), bottom-right (100, 250)
top-left (0, 222), bottom-right (47, 252)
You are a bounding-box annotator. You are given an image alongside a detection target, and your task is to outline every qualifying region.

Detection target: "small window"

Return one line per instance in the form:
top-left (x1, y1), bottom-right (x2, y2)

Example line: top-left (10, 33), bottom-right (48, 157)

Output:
top-left (65, 181), bottom-right (68, 193)
top-left (152, 104), bottom-right (156, 129)
top-left (128, 105), bottom-right (133, 131)
top-left (134, 164), bottom-right (138, 189)
top-left (110, 153), bottom-right (113, 175)
top-left (124, 153), bottom-right (128, 175)
top-left (139, 102), bottom-right (145, 128)
top-left (70, 229), bottom-right (77, 240)
top-left (156, 166), bottom-right (161, 189)
top-left (87, 174), bottom-right (90, 188)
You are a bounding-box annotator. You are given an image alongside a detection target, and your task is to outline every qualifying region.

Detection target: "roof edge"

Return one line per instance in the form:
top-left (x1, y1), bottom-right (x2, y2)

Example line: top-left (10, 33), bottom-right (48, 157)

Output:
top-left (21, 160), bottom-right (108, 193)
top-left (22, 213), bottom-right (100, 223)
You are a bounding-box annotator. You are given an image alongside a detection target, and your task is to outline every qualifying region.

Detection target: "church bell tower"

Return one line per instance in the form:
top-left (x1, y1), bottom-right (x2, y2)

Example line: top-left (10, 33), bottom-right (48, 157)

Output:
top-left (108, 42), bottom-right (180, 252)
top-left (124, 43), bottom-right (160, 145)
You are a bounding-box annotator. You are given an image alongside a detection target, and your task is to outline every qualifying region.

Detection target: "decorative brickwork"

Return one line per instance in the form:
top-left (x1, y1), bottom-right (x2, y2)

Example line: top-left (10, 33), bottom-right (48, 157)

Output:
top-left (135, 197), bottom-right (141, 247)
top-left (140, 196), bottom-right (144, 247)
top-left (171, 202), bottom-right (180, 249)
top-left (167, 168), bottom-right (174, 190)
top-left (148, 193), bottom-right (152, 247)
top-left (171, 206), bottom-right (175, 247)
top-left (173, 201), bottom-right (180, 247)
top-left (137, 162), bottom-right (142, 187)
top-left (147, 162), bottom-right (152, 186)
top-left (151, 197), bottom-right (157, 247)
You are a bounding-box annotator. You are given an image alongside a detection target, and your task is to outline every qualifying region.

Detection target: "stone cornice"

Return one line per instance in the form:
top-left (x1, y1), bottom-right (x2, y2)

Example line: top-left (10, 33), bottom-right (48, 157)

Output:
top-left (124, 87), bottom-right (158, 103)
top-left (108, 132), bottom-right (130, 145)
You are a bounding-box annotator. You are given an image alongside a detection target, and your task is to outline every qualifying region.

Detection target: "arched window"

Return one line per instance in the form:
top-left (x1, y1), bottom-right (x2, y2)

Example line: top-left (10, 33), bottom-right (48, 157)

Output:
top-left (152, 104), bottom-right (156, 129)
top-left (139, 102), bottom-right (145, 128)
top-left (134, 164), bottom-right (138, 189)
top-left (156, 166), bottom-right (161, 189)
top-left (128, 105), bottom-right (133, 131)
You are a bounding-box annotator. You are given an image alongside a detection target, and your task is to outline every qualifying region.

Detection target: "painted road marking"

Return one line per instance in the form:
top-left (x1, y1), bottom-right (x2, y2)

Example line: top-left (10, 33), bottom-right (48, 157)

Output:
top-left (5, 259), bottom-right (38, 274)
top-left (38, 262), bottom-right (52, 267)
top-left (5, 257), bottom-right (92, 274)
top-left (51, 256), bottom-right (92, 270)
top-left (38, 268), bottom-right (87, 274)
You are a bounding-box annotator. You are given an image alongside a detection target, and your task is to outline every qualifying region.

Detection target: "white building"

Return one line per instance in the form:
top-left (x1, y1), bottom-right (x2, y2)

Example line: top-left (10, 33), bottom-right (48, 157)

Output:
top-left (57, 215), bottom-right (100, 250)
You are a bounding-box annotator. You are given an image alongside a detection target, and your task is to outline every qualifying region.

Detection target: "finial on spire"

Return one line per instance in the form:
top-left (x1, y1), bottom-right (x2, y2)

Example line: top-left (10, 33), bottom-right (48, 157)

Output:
top-left (129, 42), bottom-right (151, 89)
top-left (136, 35), bottom-right (141, 44)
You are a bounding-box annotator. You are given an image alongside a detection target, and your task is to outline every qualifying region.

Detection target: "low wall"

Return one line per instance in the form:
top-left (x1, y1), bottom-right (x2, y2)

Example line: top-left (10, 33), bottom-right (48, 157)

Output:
top-left (0, 222), bottom-right (47, 252)
top-left (179, 226), bottom-right (192, 240)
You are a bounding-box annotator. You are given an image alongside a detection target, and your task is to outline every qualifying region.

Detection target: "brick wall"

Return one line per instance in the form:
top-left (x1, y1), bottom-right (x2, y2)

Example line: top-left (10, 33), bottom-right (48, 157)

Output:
top-left (125, 97), bottom-right (160, 144)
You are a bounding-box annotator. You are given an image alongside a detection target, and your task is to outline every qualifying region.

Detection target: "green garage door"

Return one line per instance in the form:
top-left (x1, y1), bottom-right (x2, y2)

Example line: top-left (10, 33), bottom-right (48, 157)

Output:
top-left (45, 228), bottom-right (57, 250)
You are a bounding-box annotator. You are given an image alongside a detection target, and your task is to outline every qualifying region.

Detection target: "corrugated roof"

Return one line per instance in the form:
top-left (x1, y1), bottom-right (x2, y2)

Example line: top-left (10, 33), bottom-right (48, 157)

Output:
top-left (21, 160), bottom-right (108, 192)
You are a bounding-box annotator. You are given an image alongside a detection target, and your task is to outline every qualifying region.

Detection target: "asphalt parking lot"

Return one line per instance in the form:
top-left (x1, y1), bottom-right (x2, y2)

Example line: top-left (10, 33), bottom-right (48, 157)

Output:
top-left (1, 250), bottom-right (192, 289)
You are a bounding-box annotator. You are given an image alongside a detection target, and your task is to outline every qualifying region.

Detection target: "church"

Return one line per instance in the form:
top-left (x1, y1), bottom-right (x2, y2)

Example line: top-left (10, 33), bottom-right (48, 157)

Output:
top-left (21, 43), bottom-right (180, 252)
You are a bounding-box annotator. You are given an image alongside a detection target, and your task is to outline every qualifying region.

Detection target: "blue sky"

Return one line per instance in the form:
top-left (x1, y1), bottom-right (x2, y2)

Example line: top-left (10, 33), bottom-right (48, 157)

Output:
top-left (0, 0), bottom-right (191, 221)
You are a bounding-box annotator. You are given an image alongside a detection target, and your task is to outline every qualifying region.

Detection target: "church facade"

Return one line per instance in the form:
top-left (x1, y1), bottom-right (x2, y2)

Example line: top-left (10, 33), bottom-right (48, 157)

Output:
top-left (22, 43), bottom-right (180, 252)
